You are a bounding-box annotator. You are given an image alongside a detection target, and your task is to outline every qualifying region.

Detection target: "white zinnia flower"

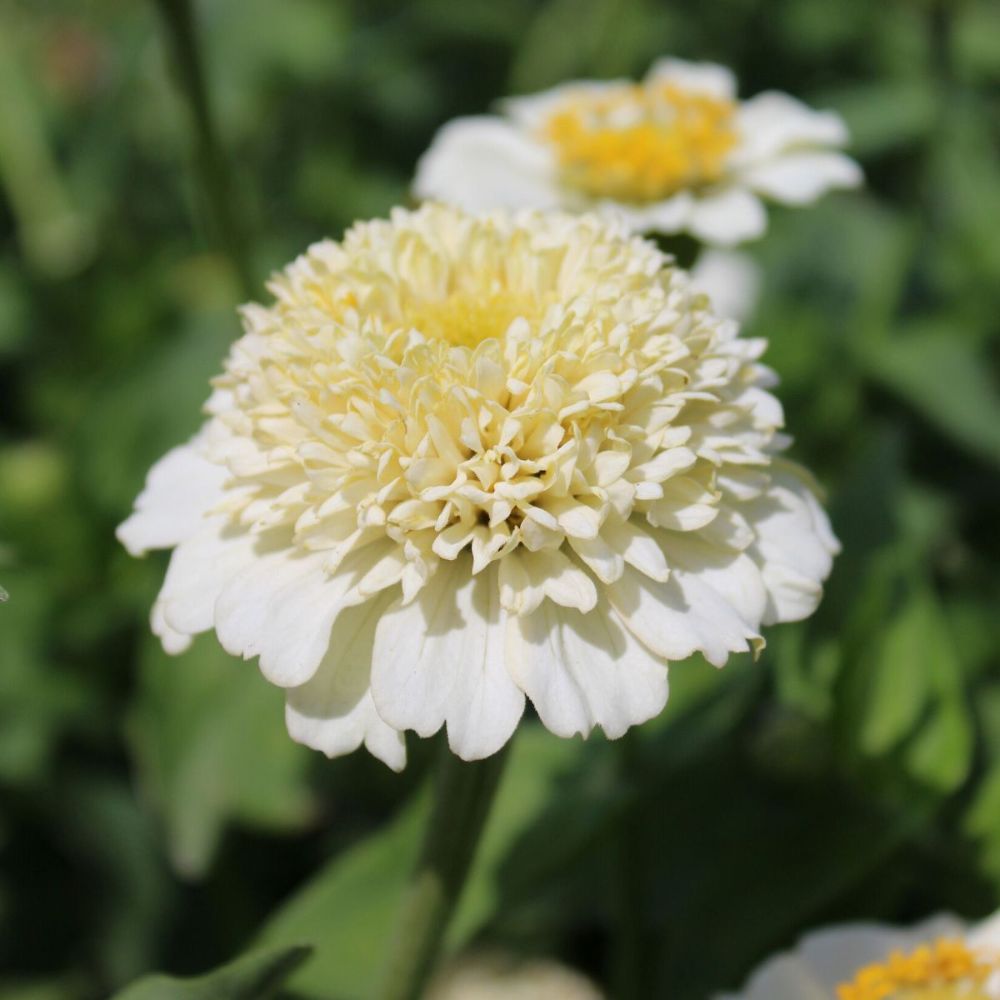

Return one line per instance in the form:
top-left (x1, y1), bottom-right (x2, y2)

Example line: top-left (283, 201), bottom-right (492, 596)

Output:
top-left (414, 58), bottom-right (861, 246)
top-left (718, 911), bottom-right (1000, 1000)
top-left (118, 204), bottom-right (837, 771)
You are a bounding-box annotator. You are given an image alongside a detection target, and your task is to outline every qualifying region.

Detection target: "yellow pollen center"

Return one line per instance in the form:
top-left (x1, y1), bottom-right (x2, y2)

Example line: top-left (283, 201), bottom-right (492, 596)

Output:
top-left (542, 81), bottom-right (738, 203)
top-left (402, 291), bottom-right (539, 348)
top-left (836, 939), bottom-right (995, 1000)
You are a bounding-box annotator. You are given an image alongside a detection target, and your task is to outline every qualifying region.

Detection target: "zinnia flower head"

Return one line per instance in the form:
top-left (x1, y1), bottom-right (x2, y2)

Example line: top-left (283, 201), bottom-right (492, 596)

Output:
top-left (414, 59), bottom-right (861, 245)
top-left (118, 204), bottom-right (837, 771)
top-left (718, 912), bottom-right (1000, 1000)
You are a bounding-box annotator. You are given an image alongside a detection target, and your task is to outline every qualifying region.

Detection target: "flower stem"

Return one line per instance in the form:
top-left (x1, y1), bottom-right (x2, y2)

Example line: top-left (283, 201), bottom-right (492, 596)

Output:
top-left (376, 739), bottom-right (510, 1000)
top-left (611, 729), bottom-right (646, 1000)
top-left (150, 0), bottom-right (255, 297)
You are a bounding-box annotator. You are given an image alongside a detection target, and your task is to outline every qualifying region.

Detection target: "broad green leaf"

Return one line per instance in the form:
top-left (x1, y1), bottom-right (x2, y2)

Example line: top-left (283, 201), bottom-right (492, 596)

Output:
top-left (110, 946), bottom-right (310, 1000)
top-left (855, 586), bottom-right (972, 791)
top-left (127, 634), bottom-right (315, 879)
top-left (859, 320), bottom-right (1000, 467)
top-left (259, 726), bottom-right (579, 1000)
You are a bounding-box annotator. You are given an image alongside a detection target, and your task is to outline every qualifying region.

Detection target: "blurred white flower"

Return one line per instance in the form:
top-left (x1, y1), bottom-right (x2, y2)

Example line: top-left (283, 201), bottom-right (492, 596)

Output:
top-left (427, 950), bottom-right (603, 1000)
top-left (717, 911), bottom-right (1000, 1000)
top-left (119, 204), bottom-right (837, 771)
top-left (414, 58), bottom-right (861, 246)
top-left (690, 249), bottom-right (761, 325)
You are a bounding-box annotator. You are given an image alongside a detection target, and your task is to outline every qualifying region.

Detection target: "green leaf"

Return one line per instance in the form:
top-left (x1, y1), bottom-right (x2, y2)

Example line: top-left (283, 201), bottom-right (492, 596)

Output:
top-left (258, 726), bottom-right (580, 1000)
top-left (859, 320), bottom-right (1000, 467)
top-left (854, 586), bottom-right (973, 791)
top-left (127, 634), bottom-right (315, 879)
top-left (110, 946), bottom-right (310, 1000)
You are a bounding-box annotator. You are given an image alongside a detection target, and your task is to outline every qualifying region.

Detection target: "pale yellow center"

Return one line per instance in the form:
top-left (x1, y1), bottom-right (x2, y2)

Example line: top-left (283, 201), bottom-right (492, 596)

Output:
top-left (401, 291), bottom-right (540, 349)
top-left (836, 939), bottom-right (994, 1000)
top-left (542, 81), bottom-right (738, 203)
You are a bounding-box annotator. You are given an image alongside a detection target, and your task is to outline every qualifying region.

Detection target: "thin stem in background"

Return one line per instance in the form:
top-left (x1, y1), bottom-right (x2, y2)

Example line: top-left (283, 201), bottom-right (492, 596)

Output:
top-left (375, 740), bottom-right (511, 1000)
top-left (150, 0), bottom-right (255, 298)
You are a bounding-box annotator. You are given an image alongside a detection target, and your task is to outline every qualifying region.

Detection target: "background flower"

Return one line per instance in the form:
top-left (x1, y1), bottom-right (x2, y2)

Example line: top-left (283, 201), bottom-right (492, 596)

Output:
top-left (414, 58), bottom-right (862, 245)
top-left (717, 912), bottom-right (1000, 999)
top-left (119, 204), bottom-right (836, 769)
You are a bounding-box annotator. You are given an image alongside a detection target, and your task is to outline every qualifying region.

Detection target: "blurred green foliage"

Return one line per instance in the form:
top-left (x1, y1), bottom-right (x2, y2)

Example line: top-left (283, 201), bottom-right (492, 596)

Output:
top-left (1, 0), bottom-right (999, 997)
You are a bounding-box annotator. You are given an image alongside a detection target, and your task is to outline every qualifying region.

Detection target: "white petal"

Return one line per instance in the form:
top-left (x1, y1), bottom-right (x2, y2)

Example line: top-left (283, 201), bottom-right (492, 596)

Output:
top-left (598, 192), bottom-right (695, 236)
top-left (413, 116), bottom-right (562, 213)
top-left (507, 598), bottom-right (669, 740)
top-left (743, 461), bottom-right (838, 625)
top-left (690, 249), bottom-right (761, 324)
top-left (568, 534), bottom-right (625, 585)
top-left (687, 187), bottom-right (768, 246)
top-left (371, 561), bottom-right (524, 759)
top-left (215, 540), bottom-right (395, 688)
top-left (285, 591), bottom-right (406, 771)
top-left (661, 534), bottom-right (768, 627)
top-left (601, 517), bottom-right (671, 582)
top-left (742, 151), bottom-right (862, 205)
top-left (157, 519), bottom-right (259, 639)
top-left (727, 954), bottom-right (829, 1000)
top-left (443, 565), bottom-right (525, 760)
top-left (151, 599), bottom-right (193, 654)
top-left (502, 80), bottom-right (625, 131)
top-left (606, 561), bottom-right (761, 667)
top-left (733, 92), bottom-right (850, 166)
top-left (796, 919), bottom-right (963, 990)
top-left (645, 58), bottom-right (737, 101)
top-left (117, 433), bottom-right (228, 555)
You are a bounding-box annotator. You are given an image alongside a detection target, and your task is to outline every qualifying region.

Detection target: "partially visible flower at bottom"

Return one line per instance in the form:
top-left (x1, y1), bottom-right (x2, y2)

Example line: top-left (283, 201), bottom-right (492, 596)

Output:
top-left (118, 204), bottom-right (838, 771)
top-left (426, 950), bottom-right (603, 1000)
top-left (717, 912), bottom-right (1000, 1000)
top-left (689, 248), bottom-right (761, 325)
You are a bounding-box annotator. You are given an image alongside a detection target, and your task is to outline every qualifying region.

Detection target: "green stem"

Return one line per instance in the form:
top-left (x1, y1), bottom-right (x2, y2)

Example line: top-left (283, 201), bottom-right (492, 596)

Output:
top-left (150, 0), bottom-right (255, 297)
top-left (611, 729), bottom-right (645, 1000)
top-left (376, 740), bottom-right (510, 1000)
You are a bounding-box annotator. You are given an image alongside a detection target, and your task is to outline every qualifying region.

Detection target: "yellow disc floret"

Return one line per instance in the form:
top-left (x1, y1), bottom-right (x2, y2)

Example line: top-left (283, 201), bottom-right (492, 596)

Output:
top-left (542, 81), bottom-right (738, 203)
top-left (836, 938), bottom-right (996, 1000)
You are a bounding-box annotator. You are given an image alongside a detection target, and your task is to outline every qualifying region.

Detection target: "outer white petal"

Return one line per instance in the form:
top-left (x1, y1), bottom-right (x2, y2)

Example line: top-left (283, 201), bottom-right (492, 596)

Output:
top-left (795, 916), bottom-right (965, 990)
top-left (742, 461), bottom-right (839, 625)
top-left (284, 591), bottom-right (406, 771)
top-left (732, 92), bottom-right (850, 166)
top-left (717, 954), bottom-right (828, 1000)
top-left (214, 539), bottom-right (396, 688)
top-left (502, 80), bottom-right (626, 131)
top-left (741, 151), bottom-right (862, 205)
top-left (687, 187), bottom-right (768, 246)
top-left (598, 192), bottom-right (695, 236)
top-left (645, 58), bottom-right (737, 101)
top-left (690, 248), bottom-right (761, 324)
top-left (151, 599), bottom-right (193, 654)
top-left (156, 519), bottom-right (259, 641)
top-left (716, 916), bottom-right (968, 999)
top-left (969, 909), bottom-right (1000, 952)
top-left (413, 116), bottom-right (563, 213)
top-left (116, 433), bottom-right (228, 556)
top-left (606, 561), bottom-right (761, 667)
top-left (370, 561), bottom-right (524, 759)
top-left (507, 597), bottom-right (669, 740)
top-left (443, 564), bottom-right (526, 759)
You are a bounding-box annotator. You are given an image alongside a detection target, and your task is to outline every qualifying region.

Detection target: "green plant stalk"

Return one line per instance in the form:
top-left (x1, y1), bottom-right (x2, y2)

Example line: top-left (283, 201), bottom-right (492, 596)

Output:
top-left (611, 728), bottom-right (645, 1000)
top-left (151, 0), bottom-right (255, 297)
top-left (376, 740), bottom-right (511, 1000)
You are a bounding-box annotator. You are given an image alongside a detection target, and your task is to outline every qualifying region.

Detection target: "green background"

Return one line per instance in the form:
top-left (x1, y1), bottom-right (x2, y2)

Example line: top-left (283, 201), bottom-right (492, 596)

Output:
top-left (1, 0), bottom-right (999, 996)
